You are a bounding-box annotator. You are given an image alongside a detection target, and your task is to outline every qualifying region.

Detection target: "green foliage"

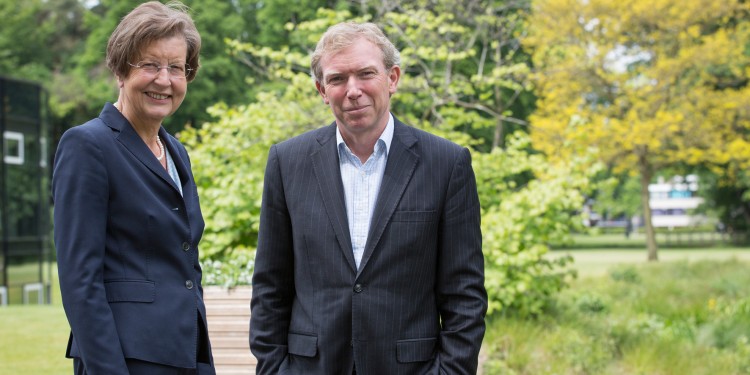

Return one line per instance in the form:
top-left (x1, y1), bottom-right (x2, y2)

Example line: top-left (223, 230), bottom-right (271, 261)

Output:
top-left (591, 172), bottom-right (642, 220)
top-left (483, 258), bottom-right (750, 374)
top-left (609, 265), bottom-right (640, 283)
top-left (575, 293), bottom-right (609, 314)
top-left (201, 251), bottom-right (255, 288)
top-left (383, 0), bottom-right (535, 150)
top-left (181, 71), bottom-right (329, 262)
top-left (479, 134), bottom-right (599, 316)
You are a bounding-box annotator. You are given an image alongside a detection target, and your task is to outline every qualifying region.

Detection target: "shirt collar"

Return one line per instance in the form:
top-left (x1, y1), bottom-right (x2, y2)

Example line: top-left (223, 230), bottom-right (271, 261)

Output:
top-left (336, 113), bottom-right (394, 157)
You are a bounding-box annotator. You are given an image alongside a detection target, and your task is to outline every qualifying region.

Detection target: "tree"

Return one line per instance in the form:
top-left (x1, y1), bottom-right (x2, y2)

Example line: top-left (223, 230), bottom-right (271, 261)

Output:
top-left (525, 0), bottom-right (750, 260)
top-left (381, 0), bottom-right (534, 151)
top-left (0, 0), bottom-right (87, 78)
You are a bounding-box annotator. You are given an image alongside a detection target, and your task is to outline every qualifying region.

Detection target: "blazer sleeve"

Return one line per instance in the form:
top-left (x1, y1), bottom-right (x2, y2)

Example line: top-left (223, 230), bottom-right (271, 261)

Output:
top-left (250, 144), bottom-right (295, 374)
top-left (52, 125), bottom-right (129, 375)
top-left (435, 147), bottom-right (488, 375)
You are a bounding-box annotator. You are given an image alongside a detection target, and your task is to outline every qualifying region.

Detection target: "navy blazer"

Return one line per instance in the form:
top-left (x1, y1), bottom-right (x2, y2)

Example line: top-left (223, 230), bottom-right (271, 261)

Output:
top-left (250, 117), bottom-right (487, 375)
top-left (52, 103), bottom-right (213, 374)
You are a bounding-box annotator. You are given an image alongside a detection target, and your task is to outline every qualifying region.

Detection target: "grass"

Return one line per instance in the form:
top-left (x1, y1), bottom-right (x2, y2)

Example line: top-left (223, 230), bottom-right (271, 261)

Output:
top-left (0, 304), bottom-right (69, 374)
top-left (482, 243), bottom-right (750, 374)
top-left (550, 248), bottom-right (750, 278)
top-left (0, 265), bottom-right (68, 375)
top-left (1, 260), bottom-right (56, 304)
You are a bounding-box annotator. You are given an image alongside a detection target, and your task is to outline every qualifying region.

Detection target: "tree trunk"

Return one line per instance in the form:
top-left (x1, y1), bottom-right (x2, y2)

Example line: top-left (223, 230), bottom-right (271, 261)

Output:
top-left (637, 150), bottom-right (659, 261)
top-left (493, 118), bottom-right (504, 149)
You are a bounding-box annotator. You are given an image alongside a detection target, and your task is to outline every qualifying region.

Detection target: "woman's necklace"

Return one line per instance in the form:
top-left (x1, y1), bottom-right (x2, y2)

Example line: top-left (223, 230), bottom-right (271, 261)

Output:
top-left (114, 101), bottom-right (164, 161)
top-left (156, 136), bottom-right (165, 161)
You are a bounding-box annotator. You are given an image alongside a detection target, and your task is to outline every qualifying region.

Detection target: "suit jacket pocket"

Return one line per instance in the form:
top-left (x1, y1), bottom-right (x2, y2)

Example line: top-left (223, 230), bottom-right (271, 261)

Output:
top-left (104, 280), bottom-right (155, 303)
top-left (390, 210), bottom-right (437, 222)
top-left (396, 337), bottom-right (437, 363)
top-left (288, 332), bottom-right (317, 357)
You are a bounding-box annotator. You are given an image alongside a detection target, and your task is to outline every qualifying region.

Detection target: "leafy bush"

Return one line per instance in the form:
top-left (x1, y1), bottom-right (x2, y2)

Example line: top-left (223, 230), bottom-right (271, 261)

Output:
top-left (479, 135), bottom-right (599, 316)
top-left (575, 293), bottom-right (609, 314)
top-left (201, 250), bottom-right (255, 288)
top-left (483, 258), bottom-right (750, 374)
top-left (609, 265), bottom-right (640, 283)
top-left (182, 72), bottom-right (328, 264)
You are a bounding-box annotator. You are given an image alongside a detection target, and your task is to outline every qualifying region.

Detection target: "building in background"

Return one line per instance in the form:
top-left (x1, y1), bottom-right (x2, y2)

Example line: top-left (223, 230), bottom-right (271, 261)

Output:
top-left (648, 174), bottom-right (707, 228)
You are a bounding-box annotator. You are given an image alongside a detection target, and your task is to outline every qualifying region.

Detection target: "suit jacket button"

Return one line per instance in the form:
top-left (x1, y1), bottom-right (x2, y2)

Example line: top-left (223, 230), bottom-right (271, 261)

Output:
top-left (353, 284), bottom-right (363, 293)
top-left (185, 280), bottom-right (194, 289)
top-left (182, 242), bottom-right (190, 251)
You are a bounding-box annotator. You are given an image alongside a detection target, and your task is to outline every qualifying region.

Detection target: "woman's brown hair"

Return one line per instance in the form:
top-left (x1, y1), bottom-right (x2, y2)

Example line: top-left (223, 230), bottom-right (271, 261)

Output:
top-left (106, 1), bottom-right (201, 82)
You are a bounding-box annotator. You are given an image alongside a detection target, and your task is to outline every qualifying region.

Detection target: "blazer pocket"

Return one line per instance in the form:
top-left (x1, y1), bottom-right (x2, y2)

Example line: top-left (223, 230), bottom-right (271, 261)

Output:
top-left (288, 332), bottom-right (318, 357)
top-left (396, 337), bottom-right (437, 363)
top-left (104, 280), bottom-right (155, 303)
top-left (391, 210), bottom-right (437, 222)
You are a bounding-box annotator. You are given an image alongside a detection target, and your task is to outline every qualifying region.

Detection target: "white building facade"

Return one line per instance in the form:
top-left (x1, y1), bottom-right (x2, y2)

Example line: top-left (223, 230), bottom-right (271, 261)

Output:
top-left (648, 175), bottom-right (706, 228)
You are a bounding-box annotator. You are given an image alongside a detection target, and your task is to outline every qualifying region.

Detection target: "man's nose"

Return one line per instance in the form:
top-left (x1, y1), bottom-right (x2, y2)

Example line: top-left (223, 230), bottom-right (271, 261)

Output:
top-left (346, 77), bottom-right (362, 99)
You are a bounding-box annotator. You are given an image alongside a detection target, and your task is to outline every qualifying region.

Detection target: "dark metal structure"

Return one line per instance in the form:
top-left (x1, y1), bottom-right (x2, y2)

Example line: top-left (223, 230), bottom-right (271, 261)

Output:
top-left (0, 76), bottom-right (51, 304)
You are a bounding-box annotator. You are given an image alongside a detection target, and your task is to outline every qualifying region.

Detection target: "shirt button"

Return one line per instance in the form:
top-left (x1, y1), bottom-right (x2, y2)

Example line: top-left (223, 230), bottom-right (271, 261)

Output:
top-left (353, 284), bottom-right (363, 293)
top-left (185, 280), bottom-right (194, 289)
top-left (182, 242), bottom-right (190, 251)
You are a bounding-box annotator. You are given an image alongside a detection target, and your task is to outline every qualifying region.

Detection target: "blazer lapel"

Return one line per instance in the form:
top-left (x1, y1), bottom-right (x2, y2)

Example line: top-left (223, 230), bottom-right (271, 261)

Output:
top-left (311, 124), bottom-right (357, 272)
top-left (358, 120), bottom-right (419, 274)
top-left (100, 104), bottom-right (181, 195)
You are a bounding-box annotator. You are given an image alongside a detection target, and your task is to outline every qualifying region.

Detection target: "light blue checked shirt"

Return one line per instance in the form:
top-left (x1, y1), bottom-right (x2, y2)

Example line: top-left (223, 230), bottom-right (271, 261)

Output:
top-left (336, 114), bottom-right (394, 270)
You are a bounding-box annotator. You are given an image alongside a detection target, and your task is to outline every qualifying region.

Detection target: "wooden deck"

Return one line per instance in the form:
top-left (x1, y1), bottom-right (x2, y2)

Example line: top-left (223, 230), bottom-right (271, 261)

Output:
top-left (204, 286), bottom-right (256, 375)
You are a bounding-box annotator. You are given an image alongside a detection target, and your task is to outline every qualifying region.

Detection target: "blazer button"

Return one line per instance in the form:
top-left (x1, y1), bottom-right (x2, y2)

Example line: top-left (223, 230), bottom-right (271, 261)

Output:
top-left (353, 284), bottom-right (363, 293)
top-left (182, 242), bottom-right (191, 251)
top-left (185, 280), bottom-right (194, 289)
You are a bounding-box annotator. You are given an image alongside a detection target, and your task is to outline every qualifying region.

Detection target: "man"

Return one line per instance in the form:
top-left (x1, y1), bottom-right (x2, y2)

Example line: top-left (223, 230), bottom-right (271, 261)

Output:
top-left (250, 21), bottom-right (487, 375)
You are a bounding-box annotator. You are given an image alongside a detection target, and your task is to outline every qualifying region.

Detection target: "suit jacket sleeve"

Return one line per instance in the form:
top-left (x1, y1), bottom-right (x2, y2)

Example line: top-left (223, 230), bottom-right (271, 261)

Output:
top-left (250, 144), bottom-right (295, 374)
top-left (436, 147), bottom-right (488, 374)
top-left (52, 125), bottom-right (129, 375)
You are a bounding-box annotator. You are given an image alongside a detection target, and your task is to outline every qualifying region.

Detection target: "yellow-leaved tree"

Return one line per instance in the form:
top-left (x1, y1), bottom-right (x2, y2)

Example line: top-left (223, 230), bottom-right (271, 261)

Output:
top-left (524, 0), bottom-right (750, 260)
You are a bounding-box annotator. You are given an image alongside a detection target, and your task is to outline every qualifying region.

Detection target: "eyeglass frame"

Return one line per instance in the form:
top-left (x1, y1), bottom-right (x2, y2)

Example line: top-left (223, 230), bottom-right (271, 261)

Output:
top-left (127, 61), bottom-right (193, 79)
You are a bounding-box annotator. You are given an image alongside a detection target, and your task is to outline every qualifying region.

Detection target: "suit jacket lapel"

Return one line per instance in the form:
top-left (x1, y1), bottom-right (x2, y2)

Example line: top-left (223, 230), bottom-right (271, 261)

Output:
top-left (358, 120), bottom-right (419, 274)
top-left (100, 104), bottom-right (182, 196)
top-left (311, 124), bottom-right (357, 272)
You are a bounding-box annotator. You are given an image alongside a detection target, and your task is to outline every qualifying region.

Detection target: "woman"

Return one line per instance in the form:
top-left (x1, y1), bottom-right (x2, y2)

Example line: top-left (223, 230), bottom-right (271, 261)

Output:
top-left (52, 2), bottom-right (215, 374)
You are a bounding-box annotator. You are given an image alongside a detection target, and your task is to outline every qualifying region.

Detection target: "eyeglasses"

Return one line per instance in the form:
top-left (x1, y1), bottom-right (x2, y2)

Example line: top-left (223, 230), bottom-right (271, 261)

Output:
top-left (128, 61), bottom-right (192, 79)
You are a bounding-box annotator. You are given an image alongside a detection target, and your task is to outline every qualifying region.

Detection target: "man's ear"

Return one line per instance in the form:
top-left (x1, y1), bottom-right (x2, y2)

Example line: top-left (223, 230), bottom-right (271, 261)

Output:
top-left (315, 80), bottom-right (329, 105)
top-left (388, 65), bottom-right (401, 95)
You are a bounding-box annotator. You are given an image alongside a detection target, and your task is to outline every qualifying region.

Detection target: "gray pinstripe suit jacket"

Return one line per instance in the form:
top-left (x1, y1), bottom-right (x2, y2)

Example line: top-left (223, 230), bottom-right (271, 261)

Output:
top-left (250, 117), bottom-right (487, 375)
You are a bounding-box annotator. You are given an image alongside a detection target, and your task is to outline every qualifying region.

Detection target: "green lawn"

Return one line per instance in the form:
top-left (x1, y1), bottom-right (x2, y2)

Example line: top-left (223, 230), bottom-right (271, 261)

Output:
top-left (0, 264), bottom-right (68, 375)
top-left (0, 304), bottom-right (69, 375)
top-left (550, 247), bottom-right (750, 277)
top-left (1, 260), bottom-right (56, 304)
